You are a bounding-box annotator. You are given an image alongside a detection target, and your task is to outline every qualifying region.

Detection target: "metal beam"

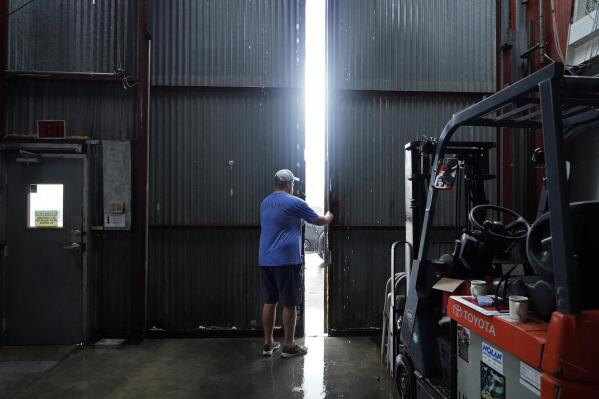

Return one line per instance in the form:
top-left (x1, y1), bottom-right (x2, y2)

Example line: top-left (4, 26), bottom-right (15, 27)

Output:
top-left (0, 0), bottom-right (7, 136)
top-left (133, 0), bottom-right (150, 342)
top-left (333, 88), bottom-right (489, 98)
top-left (467, 118), bottom-right (541, 129)
top-left (5, 70), bottom-right (128, 81)
top-left (500, 0), bottom-right (514, 216)
top-left (514, 109), bottom-right (542, 122)
top-left (150, 85), bottom-right (300, 94)
top-left (493, 103), bottom-right (538, 121)
top-left (539, 78), bottom-right (580, 313)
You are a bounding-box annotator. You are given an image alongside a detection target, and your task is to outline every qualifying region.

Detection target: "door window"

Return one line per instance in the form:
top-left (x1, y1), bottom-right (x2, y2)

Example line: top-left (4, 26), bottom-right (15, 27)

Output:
top-left (28, 184), bottom-right (64, 228)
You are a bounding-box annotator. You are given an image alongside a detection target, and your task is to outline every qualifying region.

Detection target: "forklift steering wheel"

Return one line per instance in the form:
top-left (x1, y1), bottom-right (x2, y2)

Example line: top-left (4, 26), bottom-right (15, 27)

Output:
top-left (469, 205), bottom-right (530, 241)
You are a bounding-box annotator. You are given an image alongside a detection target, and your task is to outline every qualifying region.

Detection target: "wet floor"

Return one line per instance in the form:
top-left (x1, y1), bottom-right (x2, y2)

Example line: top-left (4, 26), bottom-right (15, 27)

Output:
top-left (305, 252), bottom-right (325, 337)
top-left (0, 337), bottom-right (397, 399)
top-left (0, 254), bottom-right (398, 398)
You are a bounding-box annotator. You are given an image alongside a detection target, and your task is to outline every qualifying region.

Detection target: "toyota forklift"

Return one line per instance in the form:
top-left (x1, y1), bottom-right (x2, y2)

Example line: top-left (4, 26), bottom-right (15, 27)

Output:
top-left (385, 63), bottom-right (599, 399)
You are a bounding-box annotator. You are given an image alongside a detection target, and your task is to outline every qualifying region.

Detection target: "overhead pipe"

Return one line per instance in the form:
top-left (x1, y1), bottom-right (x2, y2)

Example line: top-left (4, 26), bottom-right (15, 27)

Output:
top-left (5, 70), bottom-right (137, 82)
top-left (7, 70), bottom-right (117, 78)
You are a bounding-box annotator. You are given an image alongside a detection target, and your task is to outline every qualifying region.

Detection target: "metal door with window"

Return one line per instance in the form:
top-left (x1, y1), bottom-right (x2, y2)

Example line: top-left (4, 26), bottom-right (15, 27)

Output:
top-left (2, 153), bottom-right (85, 344)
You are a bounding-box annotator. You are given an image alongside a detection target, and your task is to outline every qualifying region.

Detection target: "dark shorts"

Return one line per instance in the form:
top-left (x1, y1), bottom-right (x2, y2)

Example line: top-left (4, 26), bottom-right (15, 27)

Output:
top-left (260, 265), bottom-right (303, 307)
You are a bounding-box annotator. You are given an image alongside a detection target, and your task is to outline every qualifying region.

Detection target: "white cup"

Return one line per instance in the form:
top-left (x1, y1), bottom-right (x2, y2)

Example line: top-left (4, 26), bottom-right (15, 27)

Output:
top-left (509, 295), bottom-right (529, 322)
top-left (470, 280), bottom-right (488, 296)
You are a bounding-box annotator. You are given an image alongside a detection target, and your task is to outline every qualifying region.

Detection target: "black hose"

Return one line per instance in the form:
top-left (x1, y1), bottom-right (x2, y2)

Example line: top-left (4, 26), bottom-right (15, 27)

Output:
top-left (494, 264), bottom-right (519, 312)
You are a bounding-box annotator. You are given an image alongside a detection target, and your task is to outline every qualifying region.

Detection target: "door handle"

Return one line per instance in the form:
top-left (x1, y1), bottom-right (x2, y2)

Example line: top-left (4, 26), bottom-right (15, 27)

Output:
top-left (63, 243), bottom-right (81, 251)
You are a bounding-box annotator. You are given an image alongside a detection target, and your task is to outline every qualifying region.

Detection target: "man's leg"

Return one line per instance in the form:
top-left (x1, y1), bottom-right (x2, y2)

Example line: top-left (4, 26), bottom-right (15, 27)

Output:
top-left (280, 266), bottom-right (307, 357)
top-left (260, 266), bottom-right (279, 348)
top-left (282, 305), bottom-right (297, 346)
top-left (262, 303), bottom-right (277, 345)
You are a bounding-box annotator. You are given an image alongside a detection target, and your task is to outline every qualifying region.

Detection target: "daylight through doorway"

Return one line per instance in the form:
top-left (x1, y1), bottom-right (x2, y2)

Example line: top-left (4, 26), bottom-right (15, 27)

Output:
top-left (304, 0), bottom-right (326, 337)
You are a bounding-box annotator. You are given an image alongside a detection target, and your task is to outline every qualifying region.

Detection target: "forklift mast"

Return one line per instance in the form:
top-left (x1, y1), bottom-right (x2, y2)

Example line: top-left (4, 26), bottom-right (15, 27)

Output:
top-left (398, 140), bottom-right (496, 382)
top-left (404, 140), bottom-right (496, 274)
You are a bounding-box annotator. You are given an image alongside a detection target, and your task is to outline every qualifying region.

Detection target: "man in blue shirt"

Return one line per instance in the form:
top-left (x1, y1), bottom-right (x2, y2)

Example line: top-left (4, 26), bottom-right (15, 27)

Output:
top-left (259, 169), bottom-right (333, 357)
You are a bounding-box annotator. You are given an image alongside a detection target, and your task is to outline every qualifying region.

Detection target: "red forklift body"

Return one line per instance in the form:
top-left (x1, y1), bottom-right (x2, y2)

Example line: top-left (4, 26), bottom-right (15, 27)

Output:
top-left (448, 297), bottom-right (599, 398)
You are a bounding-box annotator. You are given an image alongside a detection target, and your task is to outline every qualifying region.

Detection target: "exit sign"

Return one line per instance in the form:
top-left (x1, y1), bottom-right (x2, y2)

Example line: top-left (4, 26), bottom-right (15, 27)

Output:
top-left (37, 120), bottom-right (66, 139)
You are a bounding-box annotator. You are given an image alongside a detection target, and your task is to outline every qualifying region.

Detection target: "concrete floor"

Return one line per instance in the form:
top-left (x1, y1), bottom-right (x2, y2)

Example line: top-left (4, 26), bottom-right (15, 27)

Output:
top-left (305, 252), bottom-right (326, 337)
top-left (0, 254), bottom-right (398, 398)
top-left (1, 337), bottom-right (397, 399)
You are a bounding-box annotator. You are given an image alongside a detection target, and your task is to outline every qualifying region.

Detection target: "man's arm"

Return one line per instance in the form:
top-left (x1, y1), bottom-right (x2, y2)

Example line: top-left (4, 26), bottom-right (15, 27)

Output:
top-left (311, 211), bottom-right (334, 226)
top-left (294, 199), bottom-right (334, 226)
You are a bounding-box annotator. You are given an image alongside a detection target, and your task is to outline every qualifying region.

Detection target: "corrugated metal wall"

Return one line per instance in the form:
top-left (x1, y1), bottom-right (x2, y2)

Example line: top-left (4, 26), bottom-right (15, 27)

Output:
top-left (4, 0), bottom-right (138, 339)
top-left (95, 231), bottom-right (134, 336)
top-left (6, 80), bottom-right (135, 140)
top-left (330, 0), bottom-right (496, 93)
top-left (150, 0), bottom-right (303, 87)
top-left (328, 228), bottom-right (458, 331)
top-left (149, 89), bottom-right (304, 226)
top-left (330, 94), bottom-right (496, 227)
top-left (8, 0), bottom-right (137, 73)
top-left (4, 0), bottom-right (498, 338)
top-left (327, 0), bottom-right (497, 334)
top-left (147, 0), bottom-right (306, 332)
top-left (147, 229), bottom-right (260, 330)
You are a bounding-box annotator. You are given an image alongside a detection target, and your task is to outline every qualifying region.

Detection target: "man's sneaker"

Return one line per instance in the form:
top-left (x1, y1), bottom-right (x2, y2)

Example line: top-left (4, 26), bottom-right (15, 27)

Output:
top-left (281, 343), bottom-right (308, 358)
top-left (262, 341), bottom-right (281, 356)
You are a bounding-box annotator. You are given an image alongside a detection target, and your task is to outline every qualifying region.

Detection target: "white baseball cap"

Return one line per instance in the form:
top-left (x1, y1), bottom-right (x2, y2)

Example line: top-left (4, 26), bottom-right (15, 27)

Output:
top-left (274, 169), bottom-right (300, 183)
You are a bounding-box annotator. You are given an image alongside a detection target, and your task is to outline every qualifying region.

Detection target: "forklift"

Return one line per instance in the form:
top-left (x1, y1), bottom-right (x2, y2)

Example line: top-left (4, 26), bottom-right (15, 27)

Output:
top-left (385, 63), bottom-right (599, 399)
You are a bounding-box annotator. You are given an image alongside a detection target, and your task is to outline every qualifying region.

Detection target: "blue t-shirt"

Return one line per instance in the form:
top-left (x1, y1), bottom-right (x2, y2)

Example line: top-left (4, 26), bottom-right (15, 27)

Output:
top-left (259, 192), bottom-right (319, 266)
